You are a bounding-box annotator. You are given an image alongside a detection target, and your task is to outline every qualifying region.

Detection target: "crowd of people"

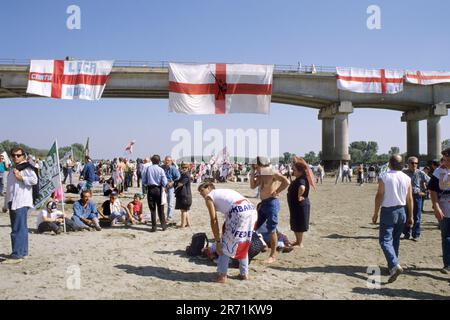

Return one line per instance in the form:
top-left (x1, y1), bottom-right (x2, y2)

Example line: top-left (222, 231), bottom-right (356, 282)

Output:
top-left (0, 146), bottom-right (449, 286)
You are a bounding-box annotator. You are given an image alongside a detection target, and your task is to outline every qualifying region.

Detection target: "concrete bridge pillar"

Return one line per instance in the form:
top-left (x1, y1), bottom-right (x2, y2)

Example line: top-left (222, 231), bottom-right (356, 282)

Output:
top-left (318, 101), bottom-right (353, 170)
top-left (402, 104), bottom-right (448, 162)
top-left (406, 120), bottom-right (420, 158)
top-left (321, 117), bottom-right (335, 162)
top-left (334, 113), bottom-right (351, 161)
top-left (427, 116), bottom-right (441, 161)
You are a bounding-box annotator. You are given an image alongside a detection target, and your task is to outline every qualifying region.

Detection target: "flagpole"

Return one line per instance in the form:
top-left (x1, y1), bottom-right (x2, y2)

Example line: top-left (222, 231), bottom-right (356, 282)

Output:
top-left (55, 139), bottom-right (66, 233)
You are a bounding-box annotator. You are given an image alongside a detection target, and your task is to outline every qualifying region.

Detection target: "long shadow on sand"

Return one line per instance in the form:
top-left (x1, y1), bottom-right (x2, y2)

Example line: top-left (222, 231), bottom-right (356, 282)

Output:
top-left (352, 287), bottom-right (449, 300)
top-left (323, 234), bottom-right (378, 240)
top-left (360, 225), bottom-right (379, 230)
top-left (270, 265), bottom-right (450, 286)
top-left (269, 265), bottom-right (369, 282)
top-left (154, 250), bottom-right (217, 267)
top-left (115, 264), bottom-right (212, 283)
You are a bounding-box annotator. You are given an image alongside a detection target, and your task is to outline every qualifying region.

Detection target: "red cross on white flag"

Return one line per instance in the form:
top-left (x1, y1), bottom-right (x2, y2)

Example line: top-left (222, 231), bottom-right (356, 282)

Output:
top-left (405, 70), bottom-right (450, 85)
top-left (168, 63), bottom-right (273, 114)
top-left (337, 67), bottom-right (404, 94)
top-left (26, 60), bottom-right (113, 100)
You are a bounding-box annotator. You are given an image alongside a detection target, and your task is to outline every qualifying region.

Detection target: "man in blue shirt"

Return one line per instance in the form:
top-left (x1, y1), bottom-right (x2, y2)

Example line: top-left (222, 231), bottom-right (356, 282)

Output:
top-left (161, 156), bottom-right (180, 223)
top-left (142, 155), bottom-right (168, 232)
top-left (402, 156), bottom-right (430, 241)
top-left (71, 190), bottom-right (101, 231)
top-left (81, 156), bottom-right (96, 195)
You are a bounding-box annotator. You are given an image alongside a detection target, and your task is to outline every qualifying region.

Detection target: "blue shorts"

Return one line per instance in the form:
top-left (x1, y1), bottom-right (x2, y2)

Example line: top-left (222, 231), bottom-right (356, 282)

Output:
top-left (257, 197), bottom-right (280, 233)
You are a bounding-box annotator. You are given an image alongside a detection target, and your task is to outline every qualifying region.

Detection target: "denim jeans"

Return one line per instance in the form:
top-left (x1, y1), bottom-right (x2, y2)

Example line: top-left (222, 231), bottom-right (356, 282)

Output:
top-left (379, 206), bottom-right (406, 270)
top-left (9, 206), bottom-right (30, 258)
top-left (72, 214), bottom-right (98, 229)
top-left (217, 254), bottom-right (249, 276)
top-left (110, 209), bottom-right (128, 224)
top-left (0, 176), bottom-right (3, 194)
top-left (166, 187), bottom-right (175, 220)
top-left (67, 168), bottom-right (73, 185)
top-left (255, 197), bottom-right (280, 233)
top-left (440, 218), bottom-right (450, 268)
top-left (403, 195), bottom-right (422, 239)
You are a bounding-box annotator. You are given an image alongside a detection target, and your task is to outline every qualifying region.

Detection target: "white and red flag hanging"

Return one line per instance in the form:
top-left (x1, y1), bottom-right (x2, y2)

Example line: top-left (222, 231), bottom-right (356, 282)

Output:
top-left (336, 67), bottom-right (404, 94)
top-left (124, 140), bottom-right (136, 154)
top-left (405, 70), bottom-right (450, 85)
top-left (26, 60), bottom-right (113, 100)
top-left (168, 63), bottom-right (273, 114)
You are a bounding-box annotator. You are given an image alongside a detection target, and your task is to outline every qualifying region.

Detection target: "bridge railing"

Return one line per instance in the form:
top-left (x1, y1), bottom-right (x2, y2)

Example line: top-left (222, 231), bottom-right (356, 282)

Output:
top-left (0, 59), bottom-right (337, 74)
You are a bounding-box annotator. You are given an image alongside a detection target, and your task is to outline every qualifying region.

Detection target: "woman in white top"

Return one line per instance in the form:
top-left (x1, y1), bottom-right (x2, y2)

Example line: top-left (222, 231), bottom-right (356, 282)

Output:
top-left (198, 182), bottom-right (257, 283)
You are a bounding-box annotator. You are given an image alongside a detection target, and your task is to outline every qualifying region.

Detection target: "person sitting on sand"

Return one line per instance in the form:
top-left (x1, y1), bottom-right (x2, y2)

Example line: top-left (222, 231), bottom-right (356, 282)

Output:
top-left (98, 191), bottom-right (136, 227)
top-left (103, 177), bottom-right (116, 197)
top-left (36, 201), bottom-right (79, 234)
top-left (127, 193), bottom-right (145, 224)
top-left (198, 182), bottom-right (257, 283)
top-left (255, 203), bottom-right (294, 253)
top-left (71, 190), bottom-right (102, 231)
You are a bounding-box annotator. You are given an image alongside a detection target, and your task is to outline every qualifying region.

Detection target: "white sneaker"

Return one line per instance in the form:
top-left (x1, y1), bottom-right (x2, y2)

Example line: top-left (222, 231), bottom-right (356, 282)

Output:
top-left (388, 264), bottom-right (404, 283)
top-left (1, 257), bottom-right (24, 264)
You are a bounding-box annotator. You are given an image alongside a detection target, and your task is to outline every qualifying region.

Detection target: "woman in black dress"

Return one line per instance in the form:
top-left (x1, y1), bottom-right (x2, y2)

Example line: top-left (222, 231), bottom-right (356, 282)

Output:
top-left (175, 163), bottom-right (193, 228)
top-left (287, 159), bottom-right (312, 248)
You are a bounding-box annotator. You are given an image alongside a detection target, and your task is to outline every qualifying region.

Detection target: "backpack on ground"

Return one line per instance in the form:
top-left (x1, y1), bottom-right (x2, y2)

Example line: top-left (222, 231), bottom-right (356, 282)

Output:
top-left (248, 231), bottom-right (265, 260)
top-left (186, 233), bottom-right (208, 257)
top-left (66, 184), bottom-right (79, 194)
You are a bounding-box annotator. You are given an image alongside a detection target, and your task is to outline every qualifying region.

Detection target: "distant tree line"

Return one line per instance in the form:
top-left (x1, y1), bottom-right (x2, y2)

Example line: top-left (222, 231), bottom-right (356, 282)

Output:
top-left (285, 138), bottom-right (450, 166)
top-left (0, 140), bottom-right (85, 161)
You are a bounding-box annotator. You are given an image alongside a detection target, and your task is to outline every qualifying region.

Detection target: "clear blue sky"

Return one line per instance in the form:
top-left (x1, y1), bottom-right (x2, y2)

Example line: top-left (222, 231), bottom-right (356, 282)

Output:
top-left (1, 0), bottom-right (449, 159)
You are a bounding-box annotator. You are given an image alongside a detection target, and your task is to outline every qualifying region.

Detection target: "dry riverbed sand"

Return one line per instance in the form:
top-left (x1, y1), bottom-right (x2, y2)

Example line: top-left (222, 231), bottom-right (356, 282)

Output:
top-left (0, 178), bottom-right (449, 300)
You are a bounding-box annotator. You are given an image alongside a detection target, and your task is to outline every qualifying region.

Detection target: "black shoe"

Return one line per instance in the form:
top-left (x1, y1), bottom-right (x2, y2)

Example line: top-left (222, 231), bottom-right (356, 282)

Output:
top-left (161, 224), bottom-right (167, 231)
top-left (151, 226), bottom-right (157, 232)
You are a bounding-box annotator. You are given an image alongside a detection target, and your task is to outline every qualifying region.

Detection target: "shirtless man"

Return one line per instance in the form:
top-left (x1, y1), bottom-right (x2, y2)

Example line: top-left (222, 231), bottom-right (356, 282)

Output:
top-left (250, 156), bottom-right (290, 263)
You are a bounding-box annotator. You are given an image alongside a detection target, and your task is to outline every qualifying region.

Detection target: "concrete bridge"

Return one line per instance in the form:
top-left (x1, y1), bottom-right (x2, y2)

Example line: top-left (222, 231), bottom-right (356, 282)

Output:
top-left (0, 60), bottom-right (449, 168)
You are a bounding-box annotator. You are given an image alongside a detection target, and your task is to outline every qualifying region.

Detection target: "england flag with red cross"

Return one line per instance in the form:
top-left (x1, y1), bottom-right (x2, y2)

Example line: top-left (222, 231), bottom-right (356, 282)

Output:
top-left (26, 60), bottom-right (114, 100)
top-left (336, 67), bottom-right (404, 94)
top-left (405, 70), bottom-right (450, 85)
top-left (168, 63), bottom-right (273, 114)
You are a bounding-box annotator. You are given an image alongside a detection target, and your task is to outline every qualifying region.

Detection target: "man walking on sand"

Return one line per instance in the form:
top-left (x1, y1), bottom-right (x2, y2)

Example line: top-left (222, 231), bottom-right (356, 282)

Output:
top-left (250, 156), bottom-right (290, 263)
top-left (373, 154), bottom-right (413, 283)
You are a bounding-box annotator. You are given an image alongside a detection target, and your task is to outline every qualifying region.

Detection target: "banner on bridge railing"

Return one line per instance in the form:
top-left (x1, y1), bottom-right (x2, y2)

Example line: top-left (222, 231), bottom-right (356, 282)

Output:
top-left (26, 60), bottom-right (113, 100)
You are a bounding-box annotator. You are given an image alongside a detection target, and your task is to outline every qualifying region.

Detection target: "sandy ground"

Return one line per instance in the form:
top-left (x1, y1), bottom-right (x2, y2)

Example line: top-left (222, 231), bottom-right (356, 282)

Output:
top-left (0, 177), bottom-right (449, 300)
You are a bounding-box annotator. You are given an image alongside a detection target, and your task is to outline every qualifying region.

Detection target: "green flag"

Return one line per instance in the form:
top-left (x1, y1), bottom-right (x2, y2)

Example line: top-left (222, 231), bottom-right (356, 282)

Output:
top-left (34, 141), bottom-right (61, 208)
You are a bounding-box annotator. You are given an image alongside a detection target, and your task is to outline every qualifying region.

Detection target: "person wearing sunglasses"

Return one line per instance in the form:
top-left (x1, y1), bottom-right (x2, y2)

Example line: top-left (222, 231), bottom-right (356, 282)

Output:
top-left (1, 147), bottom-right (38, 264)
top-left (402, 156), bottom-right (430, 241)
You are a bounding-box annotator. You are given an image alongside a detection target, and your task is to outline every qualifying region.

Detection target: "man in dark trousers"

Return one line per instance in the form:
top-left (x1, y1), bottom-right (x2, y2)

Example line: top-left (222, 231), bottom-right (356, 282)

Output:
top-left (142, 155), bottom-right (168, 232)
